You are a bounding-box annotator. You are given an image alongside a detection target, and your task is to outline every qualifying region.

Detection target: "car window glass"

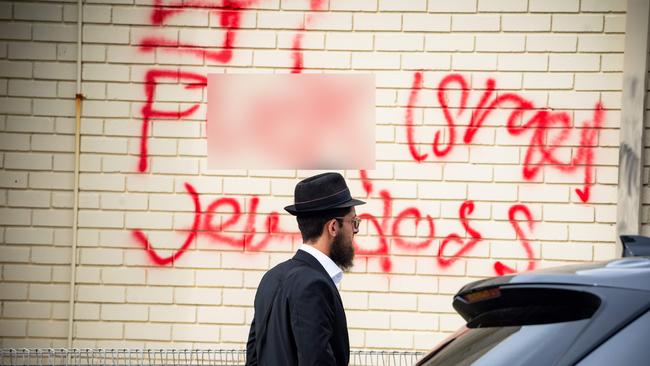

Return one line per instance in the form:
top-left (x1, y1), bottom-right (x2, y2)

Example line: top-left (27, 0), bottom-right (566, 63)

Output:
top-left (419, 319), bottom-right (591, 366)
top-left (576, 309), bottom-right (650, 366)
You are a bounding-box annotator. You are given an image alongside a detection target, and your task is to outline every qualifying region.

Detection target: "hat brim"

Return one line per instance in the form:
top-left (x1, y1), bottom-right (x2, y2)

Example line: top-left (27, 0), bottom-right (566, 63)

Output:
top-left (285, 198), bottom-right (365, 216)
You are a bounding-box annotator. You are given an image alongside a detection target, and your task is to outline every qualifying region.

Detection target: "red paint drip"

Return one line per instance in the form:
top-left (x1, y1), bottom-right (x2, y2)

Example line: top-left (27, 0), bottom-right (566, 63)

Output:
top-left (291, 32), bottom-right (304, 74)
top-left (437, 201), bottom-right (482, 268)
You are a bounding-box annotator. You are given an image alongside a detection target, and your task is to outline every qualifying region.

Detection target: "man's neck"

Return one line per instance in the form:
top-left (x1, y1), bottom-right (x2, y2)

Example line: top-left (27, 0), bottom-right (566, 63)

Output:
top-left (305, 236), bottom-right (331, 257)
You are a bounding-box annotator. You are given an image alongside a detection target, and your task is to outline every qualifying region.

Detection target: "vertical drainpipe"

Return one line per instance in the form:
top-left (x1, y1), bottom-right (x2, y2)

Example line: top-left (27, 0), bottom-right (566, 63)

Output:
top-left (68, 0), bottom-right (83, 348)
top-left (616, 0), bottom-right (650, 255)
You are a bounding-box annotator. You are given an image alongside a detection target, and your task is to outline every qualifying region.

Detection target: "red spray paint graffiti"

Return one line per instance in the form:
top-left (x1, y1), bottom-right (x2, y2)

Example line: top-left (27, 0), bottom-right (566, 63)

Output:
top-left (133, 182), bottom-right (294, 265)
top-left (130, 1), bottom-right (606, 275)
top-left (405, 72), bottom-right (604, 203)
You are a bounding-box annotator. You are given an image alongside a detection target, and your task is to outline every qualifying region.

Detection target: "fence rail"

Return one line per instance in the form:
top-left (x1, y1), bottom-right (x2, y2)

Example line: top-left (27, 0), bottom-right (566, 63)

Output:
top-left (1, 349), bottom-right (424, 366)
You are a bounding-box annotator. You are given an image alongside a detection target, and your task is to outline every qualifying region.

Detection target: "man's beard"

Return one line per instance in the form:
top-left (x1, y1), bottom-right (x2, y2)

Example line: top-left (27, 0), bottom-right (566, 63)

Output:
top-left (329, 231), bottom-right (355, 271)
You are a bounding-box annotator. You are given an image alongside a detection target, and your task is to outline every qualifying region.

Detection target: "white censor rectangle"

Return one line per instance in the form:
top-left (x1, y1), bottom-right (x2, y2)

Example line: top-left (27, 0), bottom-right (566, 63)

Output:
top-left (207, 74), bottom-right (375, 170)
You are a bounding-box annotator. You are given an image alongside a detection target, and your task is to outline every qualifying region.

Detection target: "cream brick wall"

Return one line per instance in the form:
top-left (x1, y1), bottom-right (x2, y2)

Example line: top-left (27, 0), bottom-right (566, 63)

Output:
top-left (1, 0), bottom-right (625, 351)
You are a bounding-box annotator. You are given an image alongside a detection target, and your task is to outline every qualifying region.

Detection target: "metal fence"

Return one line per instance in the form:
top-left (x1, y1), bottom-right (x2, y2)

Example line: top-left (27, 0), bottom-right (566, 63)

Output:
top-left (1, 349), bottom-right (424, 366)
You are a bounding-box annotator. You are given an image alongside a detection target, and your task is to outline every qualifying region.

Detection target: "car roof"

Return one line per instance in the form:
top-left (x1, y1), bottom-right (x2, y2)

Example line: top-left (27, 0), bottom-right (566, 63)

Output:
top-left (458, 257), bottom-right (650, 295)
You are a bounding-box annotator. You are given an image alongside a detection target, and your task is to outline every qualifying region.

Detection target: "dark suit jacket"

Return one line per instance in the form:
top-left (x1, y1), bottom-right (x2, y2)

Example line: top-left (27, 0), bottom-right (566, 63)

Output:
top-left (246, 249), bottom-right (349, 366)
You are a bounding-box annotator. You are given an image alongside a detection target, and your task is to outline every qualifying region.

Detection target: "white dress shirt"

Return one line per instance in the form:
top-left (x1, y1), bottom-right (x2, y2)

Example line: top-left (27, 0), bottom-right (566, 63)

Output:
top-left (299, 244), bottom-right (343, 288)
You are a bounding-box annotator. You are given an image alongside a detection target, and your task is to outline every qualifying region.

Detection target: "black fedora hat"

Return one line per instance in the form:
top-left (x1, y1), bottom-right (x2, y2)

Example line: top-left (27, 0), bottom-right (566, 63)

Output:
top-left (285, 172), bottom-right (365, 216)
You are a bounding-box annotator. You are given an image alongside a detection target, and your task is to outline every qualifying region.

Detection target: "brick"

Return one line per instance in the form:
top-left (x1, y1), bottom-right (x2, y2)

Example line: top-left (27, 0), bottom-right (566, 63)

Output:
top-left (34, 61), bottom-right (76, 80)
top-left (527, 35), bottom-right (577, 52)
top-left (0, 207), bottom-right (31, 225)
top-left (476, 35), bottom-right (525, 52)
top-left (30, 284), bottom-right (69, 301)
top-left (366, 330), bottom-right (413, 349)
top-left (443, 164), bottom-right (492, 182)
top-left (83, 63), bottom-right (130, 82)
top-left (424, 35), bottom-right (474, 52)
top-left (0, 129), bottom-right (30, 151)
top-left (9, 42), bottom-right (57, 61)
top-left (0, 60), bottom-right (30, 78)
top-left (305, 12), bottom-right (352, 31)
top-left (100, 192), bottom-right (147, 211)
top-left (575, 73), bottom-right (621, 91)
top-left (581, 0), bottom-right (626, 12)
top-left (9, 80), bottom-right (58, 98)
top-left (147, 268), bottom-right (194, 286)
top-left (0, 97), bottom-right (30, 114)
top-left (389, 275), bottom-right (437, 293)
top-left (79, 173), bottom-right (125, 191)
top-left (127, 175), bottom-right (174, 193)
top-left (14, 3), bottom-right (62, 21)
top-left (257, 11), bottom-right (303, 29)
top-left (391, 312), bottom-right (438, 331)
top-left (549, 54), bottom-right (600, 72)
top-left (172, 324), bottom-right (219, 342)
top-left (195, 269), bottom-right (243, 288)
top-left (30, 246), bottom-right (71, 264)
top-left (542, 242), bottom-right (593, 261)
top-left (369, 293), bottom-right (417, 311)
top-left (80, 248), bottom-right (123, 266)
top-left (604, 15), bottom-right (625, 33)
top-left (83, 5), bottom-right (111, 23)
top-left (347, 310), bottom-right (389, 330)
top-left (552, 15), bottom-right (603, 32)
top-left (77, 210), bottom-right (124, 228)
top-left (530, 0), bottom-right (579, 12)
top-left (221, 252), bottom-right (269, 270)
top-left (418, 294), bottom-right (455, 313)
top-left (0, 246), bottom-right (31, 264)
top-left (325, 32), bottom-right (373, 51)
top-left (0, 283), bottom-right (29, 300)
top-left (429, 0), bottom-right (477, 12)
top-left (175, 288), bottom-right (222, 305)
top-left (125, 212), bottom-right (173, 230)
top-left (33, 99), bottom-right (76, 117)
top-left (523, 72), bottom-right (574, 90)
top-left (548, 91), bottom-right (599, 109)
top-left (83, 25), bottom-right (130, 44)
top-left (375, 33), bottom-right (423, 51)
top-left (452, 53), bottom-right (497, 71)
top-left (498, 54), bottom-right (547, 72)
top-left (75, 321), bottom-right (123, 339)
top-left (197, 306), bottom-right (245, 324)
top-left (440, 313), bottom-right (465, 331)
top-left (578, 35), bottom-right (625, 52)
top-left (330, 0), bottom-right (377, 11)
top-left (102, 304), bottom-right (148, 321)
top-left (33, 24), bottom-right (76, 42)
top-left (126, 286), bottom-right (173, 304)
top-left (353, 13), bottom-right (401, 31)
top-left (84, 100), bottom-right (131, 118)
top-left (150, 305), bottom-right (196, 322)
top-left (5, 227), bottom-right (53, 245)
top-left (78, 285), bottom-right (125, 303)
top-left (125, 323), bottom-right (171, 341)
top-left (403, 14), bottom-right (450, 31)
top-left (519, 184), bottom-right (569, 202)
top-left (28, 320), bottom-right (67, 338)
top-left (418, 182), bottom-right (467, 200)
top-left (3, 301), bottom-right (50, 319)
top-left (569, 223), bottom-right (615, 242)
top-left (502, 15), bottom-right (551, 31)
top-left (379, 0), bottom-right (426, 11)
top-left (0, 23), bottom-right (31, 40)
top-left (222, 288), bottom-right (256, 306)
top-left (0, 320), bottom-right (27, 337)
top-left (5, 153), bottom-right (52, 171)
top-left (452, 15), bottom-right (500, 32)
top-left (101, 267), bottom-right (144, 285)
top-left (478, 0), bottom-right (527, 12)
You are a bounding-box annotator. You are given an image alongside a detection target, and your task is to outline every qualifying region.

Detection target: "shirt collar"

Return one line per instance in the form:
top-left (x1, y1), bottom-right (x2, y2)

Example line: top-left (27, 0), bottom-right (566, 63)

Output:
top-left (299, 244), bottom-right (343, 287)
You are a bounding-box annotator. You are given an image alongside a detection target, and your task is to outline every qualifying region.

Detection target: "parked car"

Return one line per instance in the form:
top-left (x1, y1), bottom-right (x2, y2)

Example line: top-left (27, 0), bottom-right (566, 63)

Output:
top-left (416, 235), bottom-right (650, 366)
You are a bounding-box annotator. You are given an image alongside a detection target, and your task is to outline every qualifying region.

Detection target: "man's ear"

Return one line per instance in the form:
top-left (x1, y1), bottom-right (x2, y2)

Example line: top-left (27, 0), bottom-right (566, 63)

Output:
top-left (326, 219), bottom-right (338, 237)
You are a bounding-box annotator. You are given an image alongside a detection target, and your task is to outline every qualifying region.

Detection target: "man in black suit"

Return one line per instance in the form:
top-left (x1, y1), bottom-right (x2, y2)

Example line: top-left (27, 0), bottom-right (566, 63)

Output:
top-left (246, 172), bottom-right (364, 366)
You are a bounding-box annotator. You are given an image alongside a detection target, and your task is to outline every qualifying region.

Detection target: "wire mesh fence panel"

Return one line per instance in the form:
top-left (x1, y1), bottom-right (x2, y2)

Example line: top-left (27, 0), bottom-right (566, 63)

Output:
top-left (1, 349), bottom-right (423, 366)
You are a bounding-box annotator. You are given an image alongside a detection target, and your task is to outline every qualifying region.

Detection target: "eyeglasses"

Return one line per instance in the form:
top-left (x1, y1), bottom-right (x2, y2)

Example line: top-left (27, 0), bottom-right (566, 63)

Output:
top-left (334, 216), bottom-right (361, 231)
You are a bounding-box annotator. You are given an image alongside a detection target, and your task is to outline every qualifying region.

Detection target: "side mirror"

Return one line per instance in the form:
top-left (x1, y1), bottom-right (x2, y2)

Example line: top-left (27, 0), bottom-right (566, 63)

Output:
top-left (620, 235), bottom-right (650, 257)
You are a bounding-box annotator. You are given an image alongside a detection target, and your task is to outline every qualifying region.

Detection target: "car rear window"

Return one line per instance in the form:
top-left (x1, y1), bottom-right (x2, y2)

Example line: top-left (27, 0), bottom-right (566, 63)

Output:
top-left (418, 287), bottom-right (602, 366)
top-left (418, 319), bottom-right (592, 366)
